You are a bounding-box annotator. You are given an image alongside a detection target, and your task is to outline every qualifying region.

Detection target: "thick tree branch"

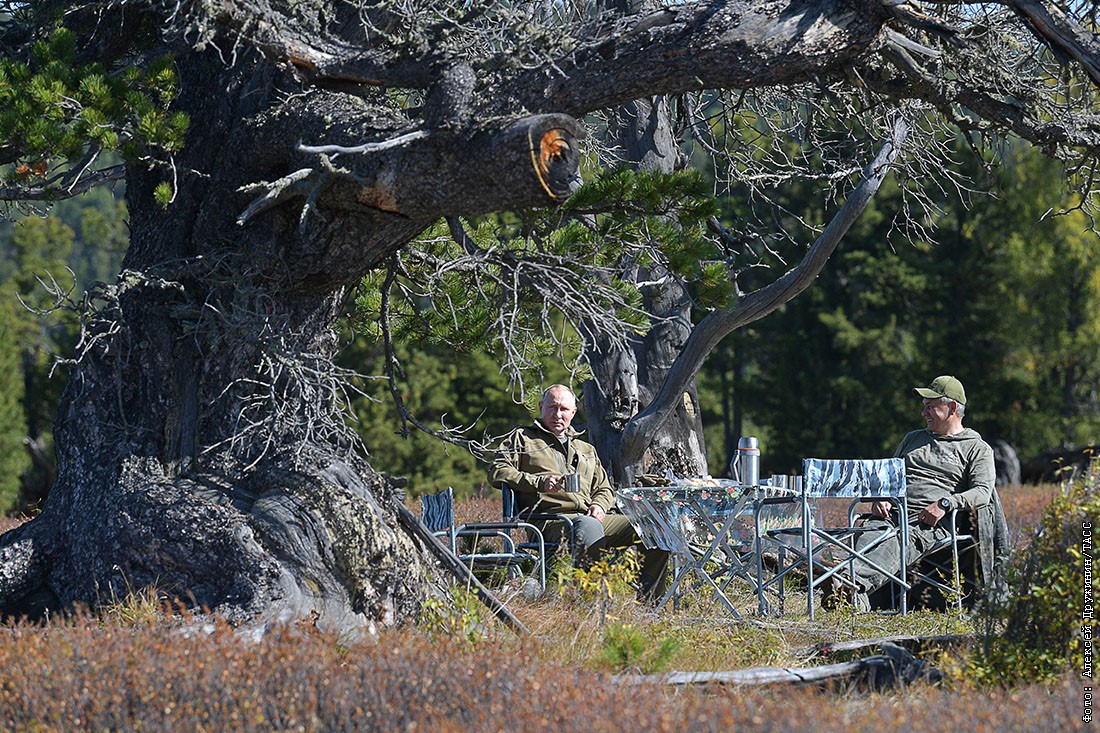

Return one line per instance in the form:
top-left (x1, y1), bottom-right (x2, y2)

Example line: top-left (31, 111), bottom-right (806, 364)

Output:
top-left (262, 111), bottom-right (585, 221)
top-left (1009, 0), bottom-right (1100, 88)
top-left (619, 113), bottom-right (911, 465)
top-left (0, 164), bottom-right (126, 203)
top-left (225, 108), bottom-right (588, 288)
top-left (176, 0), bottom-right (438, 89)
top-left (490, 0), bottom-right (888, 117)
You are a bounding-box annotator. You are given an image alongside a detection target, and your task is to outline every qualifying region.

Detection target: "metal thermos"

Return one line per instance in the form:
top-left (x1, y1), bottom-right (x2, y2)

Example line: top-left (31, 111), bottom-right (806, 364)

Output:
top-left (737, 436), bottom-right (760, 487)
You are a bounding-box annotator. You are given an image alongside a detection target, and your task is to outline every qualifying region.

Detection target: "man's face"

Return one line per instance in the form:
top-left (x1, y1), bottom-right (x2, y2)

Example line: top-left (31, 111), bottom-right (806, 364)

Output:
top-left (921, 397), bottom-right (955, 434)
top-left (539, 389), bottom-right (577, 437)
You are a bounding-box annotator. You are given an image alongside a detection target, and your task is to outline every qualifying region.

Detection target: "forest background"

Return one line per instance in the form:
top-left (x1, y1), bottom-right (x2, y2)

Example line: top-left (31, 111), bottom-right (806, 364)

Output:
top-left (0, 135), bottom-right (1096, 511)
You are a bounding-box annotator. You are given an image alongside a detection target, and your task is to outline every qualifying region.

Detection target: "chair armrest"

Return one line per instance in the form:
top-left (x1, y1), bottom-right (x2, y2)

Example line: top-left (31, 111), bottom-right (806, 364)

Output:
top-left (514, 511), bottom-right (575, 533)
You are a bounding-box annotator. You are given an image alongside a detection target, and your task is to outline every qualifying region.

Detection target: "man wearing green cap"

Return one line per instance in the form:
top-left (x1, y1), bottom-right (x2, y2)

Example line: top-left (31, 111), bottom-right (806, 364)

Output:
top-left (847, 375), bottom-right (995, 605)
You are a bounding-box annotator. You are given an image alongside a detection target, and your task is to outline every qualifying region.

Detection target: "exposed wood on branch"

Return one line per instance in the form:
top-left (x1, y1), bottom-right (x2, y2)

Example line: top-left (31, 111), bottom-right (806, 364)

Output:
top-left (298, 130), bottom-right (430, 156)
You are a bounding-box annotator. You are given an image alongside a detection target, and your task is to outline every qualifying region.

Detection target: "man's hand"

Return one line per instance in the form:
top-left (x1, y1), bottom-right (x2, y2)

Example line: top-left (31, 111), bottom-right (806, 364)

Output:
top-left (919, 501), bottom-right (947, 526)
top-left (588, 505), bottom-right (606, 522)
top-left (868, 500), bottom-right (892, 519)
top-left (540, 475), bottom-right (566, 492)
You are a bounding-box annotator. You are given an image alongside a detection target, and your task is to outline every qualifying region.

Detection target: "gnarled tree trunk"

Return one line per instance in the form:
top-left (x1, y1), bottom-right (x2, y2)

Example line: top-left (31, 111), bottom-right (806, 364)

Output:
top-left (584, 94), bottom-right (708, 486)
top-left (0, 48), bottom-right (584, 632)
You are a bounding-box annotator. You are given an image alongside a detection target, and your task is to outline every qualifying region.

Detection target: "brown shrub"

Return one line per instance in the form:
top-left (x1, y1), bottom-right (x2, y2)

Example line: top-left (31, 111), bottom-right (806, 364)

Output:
top-left (997, 482), bottom-right (1062, 551)
top-left (0, 612), bottom-right (1085, 732)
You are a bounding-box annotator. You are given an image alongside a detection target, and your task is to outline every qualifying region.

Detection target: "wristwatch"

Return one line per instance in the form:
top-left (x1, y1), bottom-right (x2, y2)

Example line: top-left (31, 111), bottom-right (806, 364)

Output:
top-left (937, 497), bottom-right (952, 512)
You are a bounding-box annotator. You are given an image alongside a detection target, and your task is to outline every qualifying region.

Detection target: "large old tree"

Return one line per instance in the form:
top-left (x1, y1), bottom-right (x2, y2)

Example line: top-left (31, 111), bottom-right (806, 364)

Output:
top-left (0, 1), bottom-right (1098, 631)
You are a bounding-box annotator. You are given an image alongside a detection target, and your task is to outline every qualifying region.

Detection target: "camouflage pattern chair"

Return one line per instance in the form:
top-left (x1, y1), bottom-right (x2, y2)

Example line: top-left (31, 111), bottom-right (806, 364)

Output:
top-left (755, 457), bottom-right (909, 619)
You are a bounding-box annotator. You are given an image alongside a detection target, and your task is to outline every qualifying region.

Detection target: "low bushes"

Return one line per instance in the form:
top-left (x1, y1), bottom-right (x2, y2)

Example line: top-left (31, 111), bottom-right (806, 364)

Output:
top-left (969, 458), bottom-right (1099, 685)
top-left (0, 612), bottom-right (1086, 732)
top-left (0, 477), bottom-right (1088, 729)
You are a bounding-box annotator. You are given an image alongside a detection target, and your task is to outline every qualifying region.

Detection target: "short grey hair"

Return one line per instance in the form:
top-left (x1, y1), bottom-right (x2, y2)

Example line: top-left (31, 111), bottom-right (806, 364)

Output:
top-left (938, 395), bottom-right (966, 418)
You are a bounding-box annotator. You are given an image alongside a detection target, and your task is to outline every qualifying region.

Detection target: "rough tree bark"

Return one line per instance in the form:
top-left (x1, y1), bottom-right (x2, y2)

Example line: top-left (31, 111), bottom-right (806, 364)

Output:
top-left (0, 44), bottom-right (586, 631)
top-left (0, 0), bottom-right (1096, 634)
top-left (583, 95), bottom-right (710, 486)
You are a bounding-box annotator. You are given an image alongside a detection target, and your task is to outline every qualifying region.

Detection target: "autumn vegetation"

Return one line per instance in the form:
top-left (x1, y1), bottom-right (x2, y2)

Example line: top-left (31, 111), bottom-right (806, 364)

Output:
top-left (0, 473), bottom-right (1088, 731)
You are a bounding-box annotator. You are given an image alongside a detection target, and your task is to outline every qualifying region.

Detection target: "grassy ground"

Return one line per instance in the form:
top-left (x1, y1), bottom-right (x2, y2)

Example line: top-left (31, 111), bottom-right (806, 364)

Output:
top-left (403, 480), bottom-right (1082, 731)
top-left (441, 482), bottom-right (1060, 674)
top-left (0, 482), bottom-right (1081, 731)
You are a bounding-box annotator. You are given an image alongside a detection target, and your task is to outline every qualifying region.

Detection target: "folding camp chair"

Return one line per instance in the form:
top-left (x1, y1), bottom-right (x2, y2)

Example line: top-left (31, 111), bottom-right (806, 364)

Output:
top-left (892, 484), bottom-right (1009, 614)
top-left (753, 457), bottom-right (910, 619)
top-left (501, 483), bottom-right (576, 572)
top-left (420, 487), bottom-right (552, 590)
top-left (905, 506), bottom-right (978, 613)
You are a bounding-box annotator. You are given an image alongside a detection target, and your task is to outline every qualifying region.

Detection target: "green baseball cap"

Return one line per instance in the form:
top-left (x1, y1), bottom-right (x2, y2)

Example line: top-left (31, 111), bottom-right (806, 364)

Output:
top-left (914, 375), bottom-right (966, 405)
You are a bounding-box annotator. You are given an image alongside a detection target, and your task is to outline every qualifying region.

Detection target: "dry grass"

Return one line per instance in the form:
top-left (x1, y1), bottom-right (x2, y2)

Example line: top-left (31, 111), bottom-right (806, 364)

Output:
top-left (997, 482), bottom-right (1062, 549)
top-left (0, 482), bottom-right (1079, 731)
top-left (0, 514), bottom-right (29, 534)
top-left (0, 610), bottom-right (1082, 732)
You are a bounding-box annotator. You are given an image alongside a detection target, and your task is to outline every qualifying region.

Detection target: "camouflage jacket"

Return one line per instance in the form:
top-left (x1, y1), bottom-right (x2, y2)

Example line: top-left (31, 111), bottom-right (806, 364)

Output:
top-left (488, 421), bottom-right (616, 515)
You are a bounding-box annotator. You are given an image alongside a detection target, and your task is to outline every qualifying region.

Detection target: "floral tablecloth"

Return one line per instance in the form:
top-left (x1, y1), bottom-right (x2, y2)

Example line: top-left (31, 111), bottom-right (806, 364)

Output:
top-left (617, 481), bottom-right (802, 554)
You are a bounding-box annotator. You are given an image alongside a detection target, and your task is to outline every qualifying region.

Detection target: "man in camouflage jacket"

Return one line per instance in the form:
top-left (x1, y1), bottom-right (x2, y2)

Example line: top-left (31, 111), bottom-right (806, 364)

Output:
top-left (490, 384), bottom-right (668, 601)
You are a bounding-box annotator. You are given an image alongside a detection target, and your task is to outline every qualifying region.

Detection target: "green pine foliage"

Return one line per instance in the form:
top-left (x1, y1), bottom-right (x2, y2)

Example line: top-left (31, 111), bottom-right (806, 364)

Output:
top-left (339, 336), bottom-right (555, 497)
top-left (561, 167), bottom-right (729, 307)
top-left (0, 215), bottom-right (79, 441)
top-left (0, 24), bottom-right (185, 199)
top-left (346, 168), bottom-right (734, 492)
top-left (710, 137), bottom-right (1100, 475)
top-left (355, 168), bottom-right (726, 355)
top-left (982, 147), bottom-right (1100, 450)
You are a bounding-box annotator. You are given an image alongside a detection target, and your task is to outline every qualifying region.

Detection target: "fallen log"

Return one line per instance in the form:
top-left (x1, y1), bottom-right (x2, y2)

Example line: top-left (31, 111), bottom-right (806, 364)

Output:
top-left (614, 642), bottom-right (941, 690)
top-left (798, 633), bottom-right (974, 660)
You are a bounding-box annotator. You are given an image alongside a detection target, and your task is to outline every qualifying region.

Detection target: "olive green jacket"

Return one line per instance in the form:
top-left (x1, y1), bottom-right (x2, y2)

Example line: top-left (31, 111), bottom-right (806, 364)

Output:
top-left (488, 421), bottom-right (616, 515)
top-left (895, 427), bottom-right (1009, 600)
top-left (894, 427), bottom-right (995, 523)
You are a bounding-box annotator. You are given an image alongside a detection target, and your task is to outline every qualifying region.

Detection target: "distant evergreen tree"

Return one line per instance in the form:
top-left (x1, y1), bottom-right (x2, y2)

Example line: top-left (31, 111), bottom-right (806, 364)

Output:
top-left (719, 138), bottom-right (1100, 472)
top-left (975, 145), bottom-right (1100, 451)
top-left (2, 217), bottom-right (76, 442)
top-left (0, 180), bottom-right (127, 511)
top-left (339, 335), bottom-right (573, 498)
top-left (710, 170), bottom-right (929, 474)
top-left (0, 297), bottom-right (29, 512)
top-left (0, 216), bottom-right (80, 509)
